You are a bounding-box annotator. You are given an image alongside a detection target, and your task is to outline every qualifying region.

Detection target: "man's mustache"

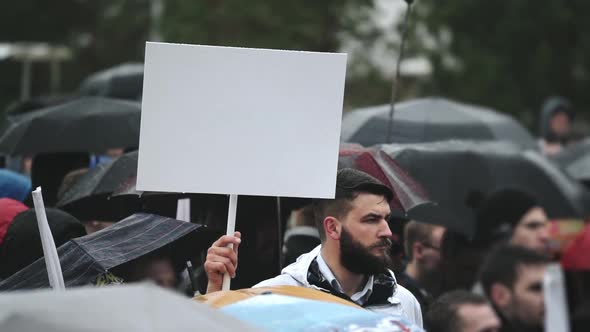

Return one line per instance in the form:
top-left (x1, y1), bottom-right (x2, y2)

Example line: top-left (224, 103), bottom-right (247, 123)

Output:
top-left (369, 238), bottom-right (392, 250)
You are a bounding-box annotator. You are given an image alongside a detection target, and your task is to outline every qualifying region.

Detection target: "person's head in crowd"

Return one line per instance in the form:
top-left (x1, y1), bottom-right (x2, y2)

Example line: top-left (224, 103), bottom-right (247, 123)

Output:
top-left (539, 96), bottom-right (574, 155)
top-left (0, 208), bottom-right (86, 279)
top-left (438, 229), bottom-right (487, 294)
top-left (474, 188), bottom-right (550, 257)
top-left (479, 245), bottom-right (549, 332)
top-left (30, 152), bottom-right (90, 206)
top-left (312, 168), bottom-right (394, 275)
top-left (122, 252), bottom-right (178, 289)
top-left (0, 198), bottom-right (28, 247)
top-left (404, 220), bottom-right (445, 287)
top-left (0, 169), bottom-right (31, 202)
top-left (426, 290), bottom-right (501, 332)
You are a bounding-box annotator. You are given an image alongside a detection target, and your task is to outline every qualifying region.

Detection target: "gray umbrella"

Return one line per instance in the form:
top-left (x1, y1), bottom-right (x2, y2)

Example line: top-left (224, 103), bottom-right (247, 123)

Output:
top-left (341, 97), bottom-right (537, 149)
top-left (551, 138), bottom-right (590, 185)
top-left (79, 63), bottom-right (144, 100)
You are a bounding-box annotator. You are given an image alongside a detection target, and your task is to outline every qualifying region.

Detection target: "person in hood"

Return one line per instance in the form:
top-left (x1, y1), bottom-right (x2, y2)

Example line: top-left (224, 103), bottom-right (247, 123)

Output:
top-left (204, 168), bottom-right (423, 327)
top-left (539, 96), bottom-right (574, 156)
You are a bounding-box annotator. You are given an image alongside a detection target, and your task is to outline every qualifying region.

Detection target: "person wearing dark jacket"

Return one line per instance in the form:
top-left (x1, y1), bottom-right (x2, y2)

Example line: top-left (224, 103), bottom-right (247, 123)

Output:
top-left (538, 96), bottom-right (574, 156)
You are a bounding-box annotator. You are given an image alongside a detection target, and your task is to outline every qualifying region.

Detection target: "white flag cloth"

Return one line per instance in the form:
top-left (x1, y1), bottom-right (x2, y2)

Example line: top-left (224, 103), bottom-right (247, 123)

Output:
top-left (176, 198), bottom-right (191, 222)
top-left (31, 187), bottom-right (65, 290)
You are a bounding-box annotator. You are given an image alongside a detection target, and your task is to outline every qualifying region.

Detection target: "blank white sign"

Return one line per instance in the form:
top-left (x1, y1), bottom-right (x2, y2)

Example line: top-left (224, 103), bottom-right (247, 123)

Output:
top-left (137, 42), bottom-right (347, 198)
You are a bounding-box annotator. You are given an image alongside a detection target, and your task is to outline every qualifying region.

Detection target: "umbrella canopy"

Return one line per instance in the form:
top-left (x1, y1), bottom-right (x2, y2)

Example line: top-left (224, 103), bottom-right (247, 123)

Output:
top-left (341, 97), bottom-right (537, 149)
top-left (0, 97), bottom-right (141, 155)
top-left (0, 213), bottom-right (214, 290)
top-left (79, 63), bottom-right (144, 100)
top-left (0, 284), bottom-right (261, 332)
top-left (338, 144), bottom-right (433, 218)
top-left (379, 140), bottom-right (590, 237)
top-left (221, 293), bottom-right (424, 332)
top-left (57, 151), bottom-right (138, 207)
top-left (551, 138), bottom-right (590, 185)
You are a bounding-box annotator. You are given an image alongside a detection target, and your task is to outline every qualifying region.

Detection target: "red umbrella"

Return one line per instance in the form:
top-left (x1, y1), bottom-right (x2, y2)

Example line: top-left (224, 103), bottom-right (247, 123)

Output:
top-left (561, 223), bottom-right (590, 270)
top-left (338, 144), bottom-right (432, 216)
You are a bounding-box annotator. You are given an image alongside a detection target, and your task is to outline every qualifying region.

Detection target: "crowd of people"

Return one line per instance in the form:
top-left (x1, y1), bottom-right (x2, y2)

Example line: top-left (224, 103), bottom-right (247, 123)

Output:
top-left (0, 94), bottom-right (588, 332)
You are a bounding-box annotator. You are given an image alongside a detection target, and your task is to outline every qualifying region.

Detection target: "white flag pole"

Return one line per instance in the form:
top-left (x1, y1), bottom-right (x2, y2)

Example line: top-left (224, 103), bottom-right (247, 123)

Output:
top-left (31, 187), bottom-right (65, 291)
top-left (221, 194), bottom-right (238, 291)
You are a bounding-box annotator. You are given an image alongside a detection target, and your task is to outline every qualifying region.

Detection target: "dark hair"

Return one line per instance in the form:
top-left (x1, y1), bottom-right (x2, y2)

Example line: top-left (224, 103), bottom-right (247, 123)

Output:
top-left (403, 220), bottom-right (440, 261)
top-left (479, 244), bottom-right (549, 297)
top-left (473, 187), bottom-right (539, 245)
top-left (313, 168), bottom-right (392, 242)
top-left (425, 290), bottom-right (489, 332)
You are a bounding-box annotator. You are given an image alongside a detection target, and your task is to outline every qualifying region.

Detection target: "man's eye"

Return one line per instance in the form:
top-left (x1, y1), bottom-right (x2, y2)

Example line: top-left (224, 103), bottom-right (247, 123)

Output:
top-left (528, 282), bottom-right (543, 292)
top-left (525, 221), bottom-right (545, 230)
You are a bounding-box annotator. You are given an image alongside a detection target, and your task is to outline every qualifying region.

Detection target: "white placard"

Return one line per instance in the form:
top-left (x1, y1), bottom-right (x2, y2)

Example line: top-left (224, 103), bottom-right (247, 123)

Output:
top-left (137, 42), bottom-right (346, 198)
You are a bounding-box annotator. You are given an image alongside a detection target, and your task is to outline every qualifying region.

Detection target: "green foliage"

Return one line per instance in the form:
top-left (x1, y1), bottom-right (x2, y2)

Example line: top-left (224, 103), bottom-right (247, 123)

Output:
top-left (0, 0), bottom-right (388, 111)
top-left (409, 0), bottom-right (590, 127)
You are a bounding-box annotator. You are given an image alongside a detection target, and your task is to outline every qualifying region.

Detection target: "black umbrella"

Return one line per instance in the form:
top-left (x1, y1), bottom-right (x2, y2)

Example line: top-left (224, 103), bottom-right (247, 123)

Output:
top-left (379, 140), bottom-right (590, 237)
top-left (57, 151), bottom-right (139, 207)
top-left (79, 63), bottom-right (144, 100)
top-left (56, 150), bottom-right (182, 221)
top-left (0, 97), bottom-right (141, 155)
top-left (0, 213), bottom-right (215, 290)
top-left (551, 138), bottom-right (590, 185)
top-left (341, 97), bottom-right (537, 149)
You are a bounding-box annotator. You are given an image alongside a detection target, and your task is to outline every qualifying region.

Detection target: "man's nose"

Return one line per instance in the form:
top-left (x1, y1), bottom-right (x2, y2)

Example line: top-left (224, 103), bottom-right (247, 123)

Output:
top-left (538, 226), bottom-right (550, 242)
top-left (379, 219), bottom-right (393, 238)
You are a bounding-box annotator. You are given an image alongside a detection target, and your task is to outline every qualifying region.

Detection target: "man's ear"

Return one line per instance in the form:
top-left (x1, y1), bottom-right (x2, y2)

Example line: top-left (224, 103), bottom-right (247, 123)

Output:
top-left (412, 242), bottom-right (424, 260)
top-left (324, 217), bottom-right (341, 240)
top-left (490, 283), bottom-right (511, 309)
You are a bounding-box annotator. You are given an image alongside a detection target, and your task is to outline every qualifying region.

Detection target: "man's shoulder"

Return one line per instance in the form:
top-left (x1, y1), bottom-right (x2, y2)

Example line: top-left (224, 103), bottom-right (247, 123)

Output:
top-left (396, 283), bottom-right (420, 306)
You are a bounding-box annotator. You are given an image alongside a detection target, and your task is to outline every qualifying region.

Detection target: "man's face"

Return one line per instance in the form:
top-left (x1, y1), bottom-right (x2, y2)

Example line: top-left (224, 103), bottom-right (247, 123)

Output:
top-left (419, 226), bottom-right (445, 274)
top-left (338, 193), bottom-right (393, 274)
top-left (506, 264), bottom-right (546, 328)
top-left (457, 303), bottom-right (501, 332)
top-left (511, 207), bottom-right (550, 256)
top-left (143, 258), bottom-right (177, 289)
top-left (550, 112), bottom-right (570, 138)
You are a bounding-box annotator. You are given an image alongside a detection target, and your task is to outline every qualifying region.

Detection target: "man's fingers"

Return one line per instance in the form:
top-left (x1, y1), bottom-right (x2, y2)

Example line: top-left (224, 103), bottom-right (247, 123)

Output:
top-left (212, 234), bottom-right (242, 248)
top-left (204, 261), bottom-right (227, 276)
top-left (207, 246), bottom-right (238, 266)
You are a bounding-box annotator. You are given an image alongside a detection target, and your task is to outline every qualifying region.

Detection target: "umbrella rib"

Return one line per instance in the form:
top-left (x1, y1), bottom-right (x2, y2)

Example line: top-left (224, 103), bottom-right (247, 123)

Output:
top-left (94, 223), bottom-right (192, 263)
top-left (83, 214), bottom-right (168, 247)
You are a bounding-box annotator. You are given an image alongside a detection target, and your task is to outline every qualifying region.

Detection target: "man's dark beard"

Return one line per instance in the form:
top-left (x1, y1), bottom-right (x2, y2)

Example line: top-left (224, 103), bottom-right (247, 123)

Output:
top-left (339, 226), bottom-right (393, 275)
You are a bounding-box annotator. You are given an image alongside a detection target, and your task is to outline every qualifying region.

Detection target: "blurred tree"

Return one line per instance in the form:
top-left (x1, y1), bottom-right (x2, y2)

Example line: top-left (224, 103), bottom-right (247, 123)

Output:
top-left (0, 1), bottom-right (150, 109)
top-left (0, 0), bottom-right (391, 111)
top-left (160, 0), bottom-right (384, 108)
top-left (408, 0), bottom-right (590, 130)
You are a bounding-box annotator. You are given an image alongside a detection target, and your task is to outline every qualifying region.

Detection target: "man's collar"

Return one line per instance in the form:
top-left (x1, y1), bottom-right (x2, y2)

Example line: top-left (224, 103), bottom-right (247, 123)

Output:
top-left (316, 253), bottom-right (375, 305)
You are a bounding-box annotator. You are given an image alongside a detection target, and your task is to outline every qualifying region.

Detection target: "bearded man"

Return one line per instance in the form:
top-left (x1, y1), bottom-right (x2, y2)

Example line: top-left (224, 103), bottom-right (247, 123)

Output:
top-left (204, 168), bottom-right (422, 327)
